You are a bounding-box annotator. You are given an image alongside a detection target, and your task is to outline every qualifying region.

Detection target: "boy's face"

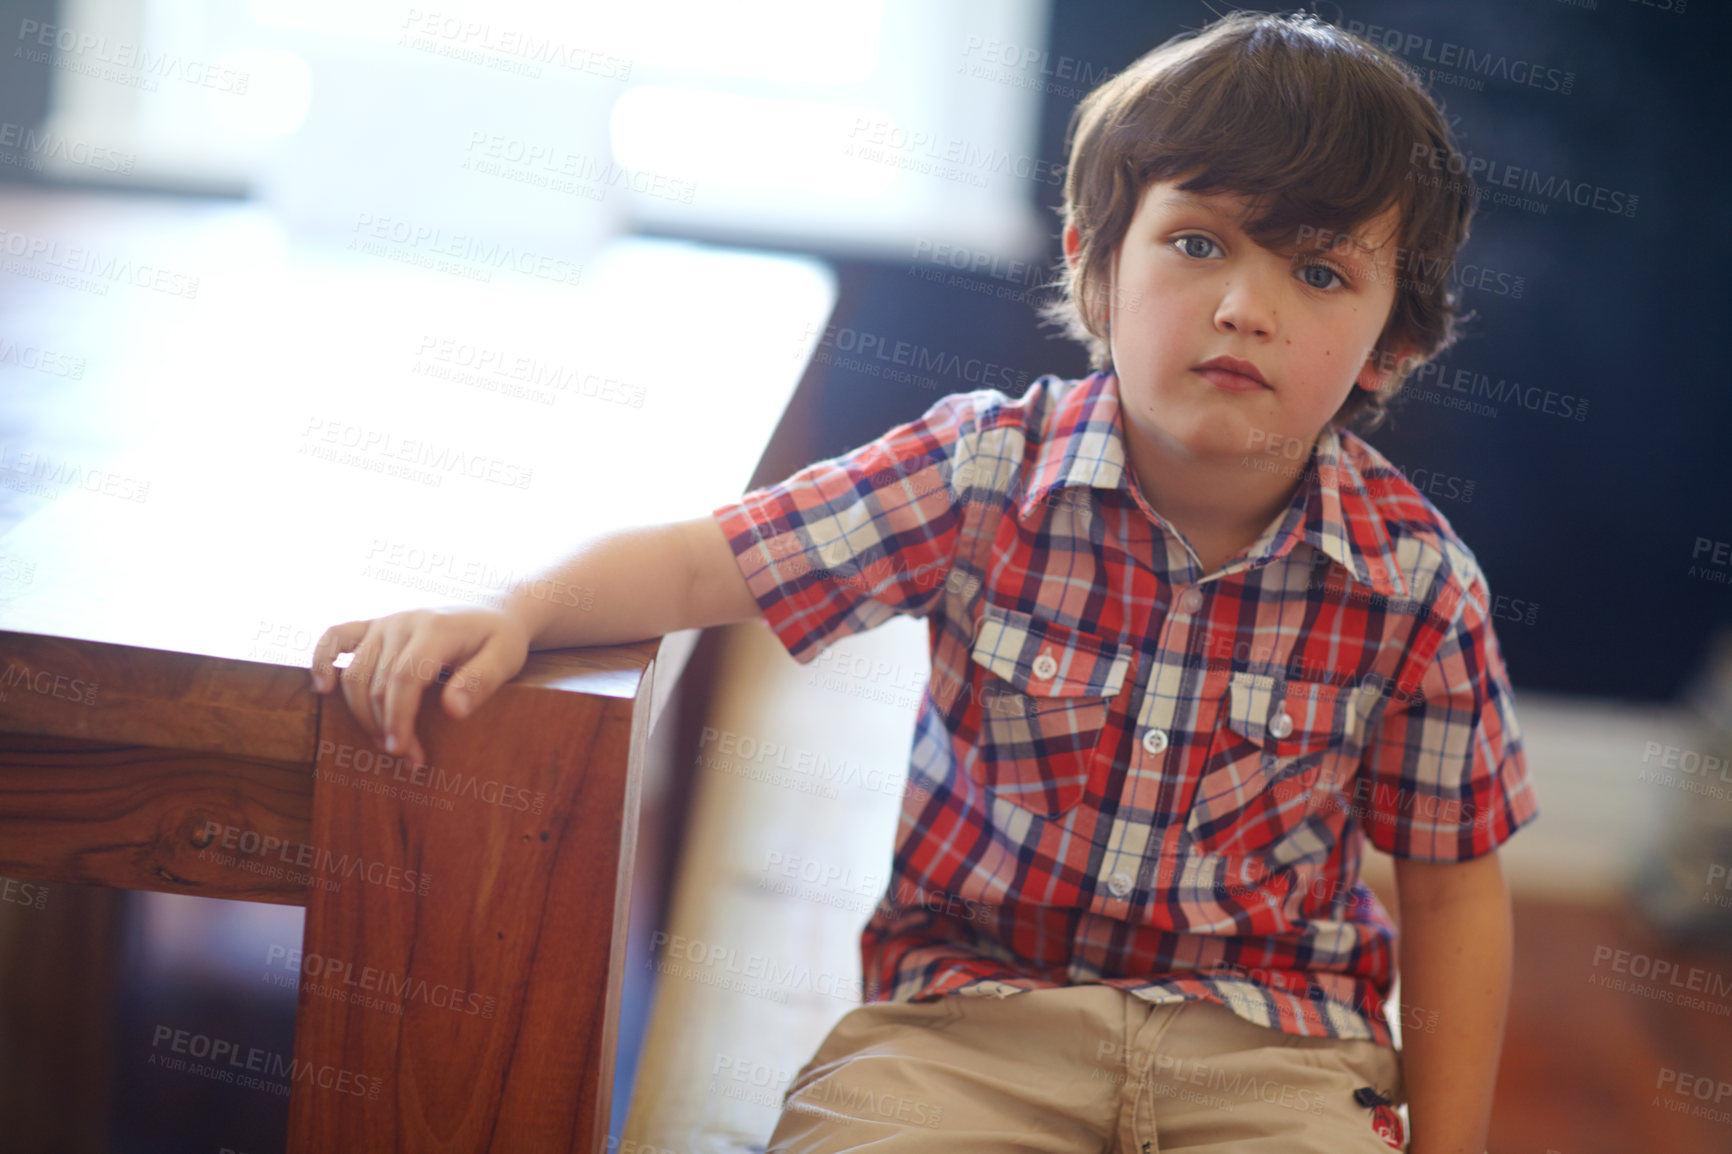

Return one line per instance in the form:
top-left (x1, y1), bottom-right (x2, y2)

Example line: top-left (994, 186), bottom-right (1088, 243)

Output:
top-left (1074, 178), bottom-right (1412, 469)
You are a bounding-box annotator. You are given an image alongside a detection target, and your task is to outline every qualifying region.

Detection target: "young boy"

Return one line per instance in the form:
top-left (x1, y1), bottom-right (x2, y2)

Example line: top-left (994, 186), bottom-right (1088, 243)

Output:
top-left (312, 11), bottom-right (1537, 1153)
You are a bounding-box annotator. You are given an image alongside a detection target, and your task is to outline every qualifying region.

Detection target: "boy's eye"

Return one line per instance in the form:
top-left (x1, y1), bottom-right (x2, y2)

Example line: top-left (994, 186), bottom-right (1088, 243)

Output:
top-left (1174, 234), bottom-right (1221, 260)
top-left (1173, 232), bottom-right (1350, 291)
top-left (1297, 263), bottom-right (1344, 290)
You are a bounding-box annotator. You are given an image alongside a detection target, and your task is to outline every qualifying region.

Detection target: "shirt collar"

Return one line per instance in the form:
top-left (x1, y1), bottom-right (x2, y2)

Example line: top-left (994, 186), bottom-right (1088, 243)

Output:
top-left (1015, 371), bottom-right (1409, 599)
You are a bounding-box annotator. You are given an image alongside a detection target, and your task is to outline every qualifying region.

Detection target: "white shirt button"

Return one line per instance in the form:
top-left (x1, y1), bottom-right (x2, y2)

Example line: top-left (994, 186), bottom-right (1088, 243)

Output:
top-left (1269, 711), bottom-right (1294, 739)
top-left (1141, 728), bottom-right (1169, 754)
top-left (1178, 588), bottom-right (1204, 613)
top-left (1031, 652), bottom-right (1058, 680)
top-left (1108, 872), bottom-right (1133, 898)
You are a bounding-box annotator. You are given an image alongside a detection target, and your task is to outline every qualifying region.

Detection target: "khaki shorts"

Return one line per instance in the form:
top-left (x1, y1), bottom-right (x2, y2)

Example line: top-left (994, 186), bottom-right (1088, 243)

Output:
top-left (766, 985), bottom-right (1406, 1153)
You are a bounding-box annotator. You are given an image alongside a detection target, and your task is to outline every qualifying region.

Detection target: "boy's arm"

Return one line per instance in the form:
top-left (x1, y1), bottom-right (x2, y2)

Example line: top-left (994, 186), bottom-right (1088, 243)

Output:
top-left (489, 515), bottom-right (759, 651)
top-left (1392, 851), bottom-right (1513, 1154)
top-left (682, 514), bottom-right (765, 631)
top-left (492, 387), bottom-right (987, 653)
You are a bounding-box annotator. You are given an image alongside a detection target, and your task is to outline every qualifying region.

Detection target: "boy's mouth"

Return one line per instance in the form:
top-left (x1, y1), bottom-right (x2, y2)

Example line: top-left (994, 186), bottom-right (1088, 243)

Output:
top-left (1193, 355), bottom-right (1271, 391)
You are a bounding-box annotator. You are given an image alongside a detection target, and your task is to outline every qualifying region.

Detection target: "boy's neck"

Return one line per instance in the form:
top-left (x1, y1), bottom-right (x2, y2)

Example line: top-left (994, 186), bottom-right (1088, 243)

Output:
top-left (1121, 421), bottom-right (1313, 576)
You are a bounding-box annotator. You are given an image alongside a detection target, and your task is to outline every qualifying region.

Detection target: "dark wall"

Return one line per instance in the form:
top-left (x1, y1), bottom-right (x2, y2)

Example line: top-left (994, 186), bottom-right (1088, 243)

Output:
top-left (748, 0), bottom-right (1732, 704)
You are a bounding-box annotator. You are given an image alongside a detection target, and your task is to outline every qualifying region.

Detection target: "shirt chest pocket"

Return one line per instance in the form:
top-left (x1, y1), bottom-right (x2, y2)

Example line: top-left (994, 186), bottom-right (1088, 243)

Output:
top-left (1185, 672), bottom-right (1372, 867)
top-left (966, 604), bottom-right (1136, 819)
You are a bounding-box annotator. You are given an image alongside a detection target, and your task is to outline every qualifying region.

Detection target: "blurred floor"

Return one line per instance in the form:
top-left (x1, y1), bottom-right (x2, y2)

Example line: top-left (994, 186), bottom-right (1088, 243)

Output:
top-left (1494, 898), bottom-right (1732, 1154)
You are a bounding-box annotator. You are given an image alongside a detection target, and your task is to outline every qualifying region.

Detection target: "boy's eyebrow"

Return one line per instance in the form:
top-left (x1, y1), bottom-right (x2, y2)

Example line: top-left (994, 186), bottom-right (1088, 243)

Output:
top-left (1161, 188), bottom-right (1245, 218)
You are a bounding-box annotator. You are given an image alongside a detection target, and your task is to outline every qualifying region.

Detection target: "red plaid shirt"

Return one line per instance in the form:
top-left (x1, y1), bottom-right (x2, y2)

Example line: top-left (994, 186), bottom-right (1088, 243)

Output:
top-left (711, 369), bottom-right (1539, 1044)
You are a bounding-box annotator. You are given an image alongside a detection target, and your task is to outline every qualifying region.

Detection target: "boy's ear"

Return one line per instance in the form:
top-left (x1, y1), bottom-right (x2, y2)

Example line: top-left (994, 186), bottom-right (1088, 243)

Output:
top-left (1062, 224), bottom-right (1081, 269)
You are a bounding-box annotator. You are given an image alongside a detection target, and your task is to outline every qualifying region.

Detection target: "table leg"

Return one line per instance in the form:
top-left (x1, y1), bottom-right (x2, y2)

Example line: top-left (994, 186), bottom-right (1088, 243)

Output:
top-left (285, 670), bottom-right (650, 1152)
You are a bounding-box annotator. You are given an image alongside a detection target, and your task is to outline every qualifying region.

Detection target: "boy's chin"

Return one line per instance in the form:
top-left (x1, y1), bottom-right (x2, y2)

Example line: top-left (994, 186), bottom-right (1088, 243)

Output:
top-left (1136, 419), bottom-right (1276, 464)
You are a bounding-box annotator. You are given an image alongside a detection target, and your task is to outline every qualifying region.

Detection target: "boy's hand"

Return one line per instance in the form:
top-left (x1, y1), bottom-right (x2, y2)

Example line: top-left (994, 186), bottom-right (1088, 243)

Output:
top-left (308, 606), bottom-right (531, 769)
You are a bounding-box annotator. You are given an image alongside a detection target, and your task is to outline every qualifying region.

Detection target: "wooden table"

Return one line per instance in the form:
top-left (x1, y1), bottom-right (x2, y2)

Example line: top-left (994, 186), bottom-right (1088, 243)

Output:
top-left (0, 187), bottom-right (833, 1151)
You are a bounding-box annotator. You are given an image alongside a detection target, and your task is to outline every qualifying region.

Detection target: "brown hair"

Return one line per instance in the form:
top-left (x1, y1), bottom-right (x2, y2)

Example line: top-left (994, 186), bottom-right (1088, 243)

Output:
top-left (1045, 10), bottom-right (1477, 432)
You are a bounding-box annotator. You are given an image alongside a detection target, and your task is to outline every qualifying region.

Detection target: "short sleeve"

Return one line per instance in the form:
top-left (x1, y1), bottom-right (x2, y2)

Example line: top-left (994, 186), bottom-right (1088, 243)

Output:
top-left (711, 390), bottom-right (983, 666)
top-left (1355, 579), bottom-right (1540, 859)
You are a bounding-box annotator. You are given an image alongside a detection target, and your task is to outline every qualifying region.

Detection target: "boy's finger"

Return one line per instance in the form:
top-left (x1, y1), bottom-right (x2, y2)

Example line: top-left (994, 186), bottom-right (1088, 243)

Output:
top-left (382, 645), bottom-right (449, 755)
top-left (339, 632), bottom-right (387, 743)
top-left (370, 620), bottom-right (423, 750)
top-left (381, 653), bottom-right (411, 754)
top-left (309, 620), bottom-right (371, 692)
top-left (444, 632), bottom-right (515, 718)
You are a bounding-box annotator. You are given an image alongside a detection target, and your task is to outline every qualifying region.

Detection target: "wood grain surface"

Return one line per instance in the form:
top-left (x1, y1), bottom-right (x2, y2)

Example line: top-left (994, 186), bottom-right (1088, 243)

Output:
top-left (284, 654), bottom-right (652, 1152)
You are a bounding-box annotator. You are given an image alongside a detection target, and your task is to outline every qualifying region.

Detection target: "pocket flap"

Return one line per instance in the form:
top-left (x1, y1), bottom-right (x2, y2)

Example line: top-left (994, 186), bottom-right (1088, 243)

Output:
top-left (1221, 672), bottom-right (1362, 751)
top-left (970, 604), bottom-right (1134, 699)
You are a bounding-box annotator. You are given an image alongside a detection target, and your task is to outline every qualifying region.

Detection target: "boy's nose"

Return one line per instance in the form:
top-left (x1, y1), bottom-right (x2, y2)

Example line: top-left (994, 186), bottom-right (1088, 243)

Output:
top-left (1213, 281), bottom-right (1276, 339)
